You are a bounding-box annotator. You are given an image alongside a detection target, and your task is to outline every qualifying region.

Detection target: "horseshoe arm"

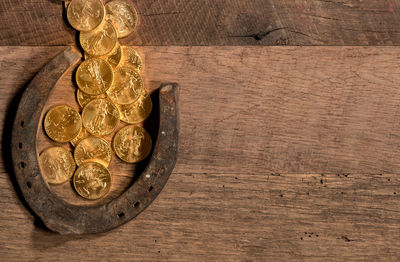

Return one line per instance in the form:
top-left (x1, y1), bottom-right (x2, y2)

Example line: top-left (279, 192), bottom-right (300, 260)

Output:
top-left (11, 47), bottom-right (180, 234)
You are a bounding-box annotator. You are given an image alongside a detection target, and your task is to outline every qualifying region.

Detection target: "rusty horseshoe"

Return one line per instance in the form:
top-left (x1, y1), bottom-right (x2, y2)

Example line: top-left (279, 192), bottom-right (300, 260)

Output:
top-left (11, 47), bottom-right (179, 234)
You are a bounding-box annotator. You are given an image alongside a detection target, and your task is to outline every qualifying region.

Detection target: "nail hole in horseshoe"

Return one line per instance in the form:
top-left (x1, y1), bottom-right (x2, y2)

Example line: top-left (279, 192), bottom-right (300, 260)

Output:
top-left (134, 201), bottom-right (140, 208)
top-left (20, 161), bottom-right (26, 168)
top-left (19, 143), bottom-right (23, 149)
top-left (118, 212), bottom-right (125, 218)
top-left (26, 181), bottom-right (32, 188)
top-left (20, 121), bottom-right (24, 127)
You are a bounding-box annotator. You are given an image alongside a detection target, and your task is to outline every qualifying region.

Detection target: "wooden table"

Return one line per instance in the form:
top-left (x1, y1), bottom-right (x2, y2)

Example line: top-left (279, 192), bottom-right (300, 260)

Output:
top-left (1, 1), bottom-right (400, 261)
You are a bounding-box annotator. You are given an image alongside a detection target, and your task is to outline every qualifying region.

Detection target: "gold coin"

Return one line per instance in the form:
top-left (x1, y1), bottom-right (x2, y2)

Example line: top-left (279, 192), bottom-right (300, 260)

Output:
top-left (106, 66), bottom-right (144, 105)
top-left (70, 125), bottom-right (90, 147)
top-left (85, 42), bottom-right (122, 69)
top-left (76, 58), bottom-right (113, 96)
top-left (74, 136), bottom-right (112, 167)
top-left (118, 91), bottom-right (152, 124)
top-left (39, 147), bottom-right (76, 185)
top-left (67, 0), bottom-right (105, 32)
top-left (121, 46), bottom-right (143, 72)
top-left (82, 98), bottom-right (120, 136)
top-left (44, 105), bottom-right (82, 143)
top-left (76, 89), bottom-right (107, 108)
top-left (113, 125), bottom-right (152, 163)
top-left (73, 162), bottom-right (112, 200)
top-left (105, 0), bottom-right (138, 38)
top-left (80, 20), bottom-right (118, 56)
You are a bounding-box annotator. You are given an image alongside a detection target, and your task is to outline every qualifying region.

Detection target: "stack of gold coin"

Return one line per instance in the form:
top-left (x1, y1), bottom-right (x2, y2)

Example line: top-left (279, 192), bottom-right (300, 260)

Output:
top-left (38, 0), bottom-right (153, 201)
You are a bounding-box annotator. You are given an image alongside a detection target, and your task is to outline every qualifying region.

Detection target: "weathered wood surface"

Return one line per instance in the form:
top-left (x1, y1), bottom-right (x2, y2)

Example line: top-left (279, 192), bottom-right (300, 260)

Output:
top-left (1, 46), bottom-right (400, 260)
top-left (1, 0), bottom-right (400, 46)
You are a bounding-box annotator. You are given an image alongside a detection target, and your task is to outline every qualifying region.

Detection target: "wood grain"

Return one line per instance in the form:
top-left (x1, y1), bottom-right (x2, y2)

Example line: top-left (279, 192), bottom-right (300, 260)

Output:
top-left (1, 46), bottom-right (400, 260)
top-left (2, 171), bottom-right (400, 261)
top-left (2, 0), bottom-right (400, 46)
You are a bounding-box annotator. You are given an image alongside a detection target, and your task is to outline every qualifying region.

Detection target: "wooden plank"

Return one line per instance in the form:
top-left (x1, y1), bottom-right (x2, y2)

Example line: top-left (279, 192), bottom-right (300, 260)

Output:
top-left (1, 0), bottom-right (400, 46)
top-left (1, 171), bottom-right (400, 261)
top-left (2, 46), bottom-right (400, 260)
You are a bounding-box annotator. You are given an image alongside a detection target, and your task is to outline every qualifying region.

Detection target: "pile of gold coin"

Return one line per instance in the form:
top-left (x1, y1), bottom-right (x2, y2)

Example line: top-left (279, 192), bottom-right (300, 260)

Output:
top-left (39, 0), bottom-right (153, 200)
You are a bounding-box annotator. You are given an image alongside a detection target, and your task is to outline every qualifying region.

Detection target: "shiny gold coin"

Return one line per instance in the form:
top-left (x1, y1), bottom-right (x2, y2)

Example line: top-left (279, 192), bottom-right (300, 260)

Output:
top-left (67, 0), bottom-right (105, 32)
top-left (106, 66), bottom-right (144, 105)
top-left (82, 98), bottom-right (120, 136)
top-left (121, 46), bottom-right (143, 72)
top-left (44, 105), bottom-right (82, 143)
top-left (84, 42), bottom-right (123, 69)
top-left (113, 125), bottom-right (152, 163)
top-left (73, 162), bottom-right (112, 200)
top-left (105, 0), bottom-right (138, 38)
top-left (39, 147), bottom-right (76, 185)
top-left (118, 91), bottom-right (152, 124)
top-left (80, 20), bottom-right (118, 56)
top-left (74, 136), bottom-right (112, 167)
top-left (70, 126), bottom-right (91, 147)
top-left (76, 58), bottom-right (113, 96)
top-left (76, 89), bottom-right (107, 108)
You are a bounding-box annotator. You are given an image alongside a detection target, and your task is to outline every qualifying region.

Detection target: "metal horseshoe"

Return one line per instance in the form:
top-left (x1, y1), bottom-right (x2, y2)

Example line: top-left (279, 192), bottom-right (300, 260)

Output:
top-left (11, 47), bottom-right (179, 234)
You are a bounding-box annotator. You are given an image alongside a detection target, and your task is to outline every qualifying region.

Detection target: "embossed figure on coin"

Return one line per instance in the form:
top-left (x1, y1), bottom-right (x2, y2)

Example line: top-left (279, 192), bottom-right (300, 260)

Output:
top-left (67, 0), bottom-right (105, 32)
top-left (82, 98), bottom-right (120, 136)
top-left (73, 162), bottom-right (112, 200)
top-left (106, 67), bottom-right (143, 105)
top-left (92, 100), bottom-right (108, 127)
top-left (106, 0), bottom-right (138, 38)
top-left (122, 129), bottom-right (143, 156)
top-left (39, 147), bottom-right (76, 184)
top-left (80, 21), bottom-right (118, 56)
top-left (113, 125), bottom-right (152, 163)
top-left (118, 91), bottom-right (152, 124)
top-left (121, 46), bottom-right (143, 72)
top-left (44, 105), bottom-right (82, 143)
top-left (74, 136), bottom-right (112, 167)
top-left (76, 58), bottom-right (113, 96)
